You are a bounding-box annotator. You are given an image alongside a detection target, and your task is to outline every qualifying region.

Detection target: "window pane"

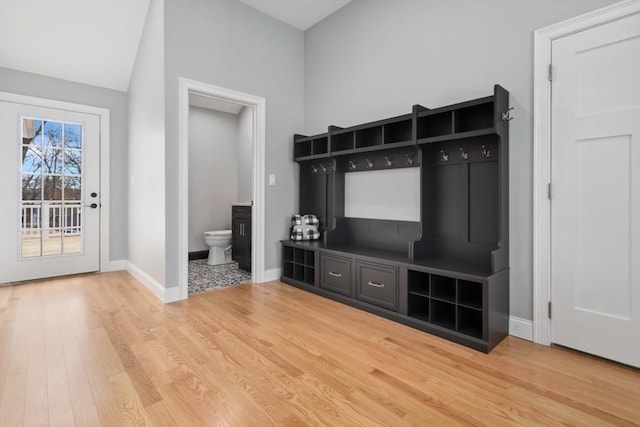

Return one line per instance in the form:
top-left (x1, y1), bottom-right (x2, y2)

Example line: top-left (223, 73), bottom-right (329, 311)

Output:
top-left (22, 175), bottom-right (42, 200)
top-left (64, 123), bottom-right (82, 149)
top-left (22, 119), bottom-right (42, 147)
top-left (21, 202), bottom-right (42, 229)
top-left (63, 177), bottom-right (81, 200)
top-left (63, 229), bottom-right (82, 255)
top-left (21, 229), bottom-right (41, 258)
top-left (47, 203), bottom-right (63, 229)
top-left (43, 229), bottom-right (62, 256)
top-left (42, 148), bottom-right (63, 174)
top-left (62, 202), bottom-right (82, 230)
top-left (64, 149), bottom-right (81, 175)
top-left (43, 121), bottom-right (62, 146)
top-left (43, 176), bottom-right (63, 201)
top-left (22, 146), bottom-right (42, 174)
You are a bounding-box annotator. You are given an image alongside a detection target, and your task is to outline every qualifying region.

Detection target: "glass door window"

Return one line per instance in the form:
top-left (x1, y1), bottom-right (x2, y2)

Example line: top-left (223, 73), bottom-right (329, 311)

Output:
top-left (21, 118), bottom-right (83, 258)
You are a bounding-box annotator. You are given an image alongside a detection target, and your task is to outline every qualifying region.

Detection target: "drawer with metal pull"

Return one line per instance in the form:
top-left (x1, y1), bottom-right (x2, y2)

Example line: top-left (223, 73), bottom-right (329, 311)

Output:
top-left (356, 260), bottom-right (399, 311)
top-left (319, 254), bottom-right (352, 297)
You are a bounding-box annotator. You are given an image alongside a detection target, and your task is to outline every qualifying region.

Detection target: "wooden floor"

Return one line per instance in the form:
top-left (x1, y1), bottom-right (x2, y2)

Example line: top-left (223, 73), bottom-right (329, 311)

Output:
top-left (0, 272), bottom-right (638, 426)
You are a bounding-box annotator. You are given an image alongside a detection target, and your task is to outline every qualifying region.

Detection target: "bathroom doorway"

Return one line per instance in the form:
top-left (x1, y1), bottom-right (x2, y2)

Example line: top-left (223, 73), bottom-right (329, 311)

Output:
top-left (178, 79), bottom-right (266, 298)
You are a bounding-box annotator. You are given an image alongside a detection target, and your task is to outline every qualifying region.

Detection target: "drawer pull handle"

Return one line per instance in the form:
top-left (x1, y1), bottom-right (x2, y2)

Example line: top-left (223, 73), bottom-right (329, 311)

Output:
top-left (329, 271), bottom-right (342, 278)
top-left (367, 281), bottom-right (384, 288)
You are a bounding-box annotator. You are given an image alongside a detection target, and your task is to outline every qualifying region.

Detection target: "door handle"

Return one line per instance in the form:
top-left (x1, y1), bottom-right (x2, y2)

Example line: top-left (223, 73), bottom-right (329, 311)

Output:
top-left (86, 203), bottom-right (98, 209)
top-left (329, 271), bottom-right (342, 278)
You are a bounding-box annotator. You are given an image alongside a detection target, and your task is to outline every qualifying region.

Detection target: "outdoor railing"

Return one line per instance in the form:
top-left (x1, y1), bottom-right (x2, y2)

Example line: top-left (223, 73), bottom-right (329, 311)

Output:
top-left (21, 202), bottom-right (82, 235)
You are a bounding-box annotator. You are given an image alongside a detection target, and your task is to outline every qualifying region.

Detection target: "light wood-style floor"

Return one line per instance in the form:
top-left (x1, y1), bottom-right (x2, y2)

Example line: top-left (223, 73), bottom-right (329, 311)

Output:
top-left (0, 272), bottom-right (638, 426)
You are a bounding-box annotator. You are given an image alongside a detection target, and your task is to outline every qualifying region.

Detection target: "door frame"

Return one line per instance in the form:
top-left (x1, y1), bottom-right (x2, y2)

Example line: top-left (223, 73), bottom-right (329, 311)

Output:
top-left (532, 0), bottom-right (640, 345)
top-left (0, 91), bottom-right (111, 276)
top-left (178, 78), bottom-right (266, 299)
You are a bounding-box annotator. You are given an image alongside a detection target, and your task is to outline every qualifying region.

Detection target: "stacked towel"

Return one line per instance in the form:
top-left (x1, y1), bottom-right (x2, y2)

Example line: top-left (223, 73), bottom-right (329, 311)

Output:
top-left (290, 215), bottom-right (320, 240)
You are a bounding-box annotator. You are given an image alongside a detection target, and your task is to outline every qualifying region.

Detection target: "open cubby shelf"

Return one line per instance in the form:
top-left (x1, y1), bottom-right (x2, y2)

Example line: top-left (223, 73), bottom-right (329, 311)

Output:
top-left (455, 101), bottom-right (494, 133)
top-left (417, 111), bottom-right (453, 140)
top-left (406, 268), bottom-right (485, 340)
top-left (331, 132), bottom-right (355, 153)
top-left (384, 119), bottom-right (412, 145)
top-left (294, 133), bottom-right (329, 160)
top-left (282, 245), bottom-right (316, 286)
top-left (286, 85), bottom-right (509, 352)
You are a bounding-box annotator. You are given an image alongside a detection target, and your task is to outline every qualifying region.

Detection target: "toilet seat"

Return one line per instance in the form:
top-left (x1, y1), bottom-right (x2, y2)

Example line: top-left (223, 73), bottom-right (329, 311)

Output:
top-left (204, 230), bottom-right (231, 238)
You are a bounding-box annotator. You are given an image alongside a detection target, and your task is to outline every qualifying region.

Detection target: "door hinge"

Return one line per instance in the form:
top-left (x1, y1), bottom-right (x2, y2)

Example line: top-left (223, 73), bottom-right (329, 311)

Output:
top-left (548, 64), bottom-right (552, 82)
top-left (547, 183), bottom-right (552, 200)
top-left (548, 301), bottom-right (552, 319)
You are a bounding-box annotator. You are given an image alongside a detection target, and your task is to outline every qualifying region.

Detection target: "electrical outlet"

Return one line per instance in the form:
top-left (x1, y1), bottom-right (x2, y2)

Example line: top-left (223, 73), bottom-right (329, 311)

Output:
top-left (269, 174), bottom-right (276, 186)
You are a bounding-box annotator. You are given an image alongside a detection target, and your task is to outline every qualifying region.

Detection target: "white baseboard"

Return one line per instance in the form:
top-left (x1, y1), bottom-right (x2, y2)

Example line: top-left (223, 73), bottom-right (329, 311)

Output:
top-left (102, 259), bottom-right (127, 272)
top-left (164, 286), bottom-right (183, 303)
top-left (509, 316), bottom-right (533, 341)
top-left (127, 261), bottom-right (164, 301)
top-left (263, 267), bottom-right (281, 283)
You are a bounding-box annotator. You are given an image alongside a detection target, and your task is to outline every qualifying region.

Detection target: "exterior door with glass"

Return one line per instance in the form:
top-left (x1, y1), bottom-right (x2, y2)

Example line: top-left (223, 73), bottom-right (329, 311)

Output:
top-left (0, 99), bottom-right (100, 283)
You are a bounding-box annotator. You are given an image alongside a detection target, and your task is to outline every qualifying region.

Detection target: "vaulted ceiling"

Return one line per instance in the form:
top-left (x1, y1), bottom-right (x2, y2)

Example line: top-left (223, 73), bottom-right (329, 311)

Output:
top-left (0, 0), bottom-right (351, 92)
top-left (0, 0), bottom-right (150, 92)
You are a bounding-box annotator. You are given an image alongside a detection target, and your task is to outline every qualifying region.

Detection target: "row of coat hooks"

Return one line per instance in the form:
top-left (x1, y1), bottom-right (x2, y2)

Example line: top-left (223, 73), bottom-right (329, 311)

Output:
top-left (439, 145), bottom-right (491, 162)
top-left (310, 162), bottom-right (333, 174)
top-left (348, 154), bottom-right (415, 170)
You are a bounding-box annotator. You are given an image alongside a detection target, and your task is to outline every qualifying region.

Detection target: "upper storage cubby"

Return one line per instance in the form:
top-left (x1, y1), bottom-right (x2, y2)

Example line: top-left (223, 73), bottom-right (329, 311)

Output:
top-left (384, 116), bottom-right (412, 145)
top-left (329, 113), bottom-right (415, 156)
top-left (355, 126), bottom-right (382, 149)
top-left (454, 99), bottom-right (494, 133)
top-left (416, 91), bottom-right (503, 145)
top-left (331, 130), bottom-right (356, 154)
top-left (294, 133), bottom-right (329, 161)
top-left (417, 111), bottom-right (453, 141)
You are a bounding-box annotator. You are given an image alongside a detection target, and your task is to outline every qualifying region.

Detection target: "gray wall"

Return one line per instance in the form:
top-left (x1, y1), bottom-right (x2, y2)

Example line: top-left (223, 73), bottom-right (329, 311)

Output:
top-left (237, 106), bottom-right (253, 204)
top-left (0, 66), bottom-right (128, 262)
top-left (164, 0), bottom-right (304, 286)
top-left (303, 0), bottom-right (616, 320)
top-left (188, 106), bottom-right (238, 252)
top-left (128, 0), bottom-right (166, 284)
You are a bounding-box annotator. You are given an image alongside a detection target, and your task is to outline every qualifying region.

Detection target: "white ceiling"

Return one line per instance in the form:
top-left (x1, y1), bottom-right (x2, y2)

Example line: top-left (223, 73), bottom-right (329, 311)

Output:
top-left (0, 0), bottom-right (349, 93)
top-left (237, 0), bottom-right (352, 31)
top-left (0, 0), bottom-right (150, 92)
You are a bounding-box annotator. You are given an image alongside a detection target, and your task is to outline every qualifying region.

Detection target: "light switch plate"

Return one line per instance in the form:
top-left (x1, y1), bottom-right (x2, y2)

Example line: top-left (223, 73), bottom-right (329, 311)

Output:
top-left (269, 174), bottom-right (276, 185)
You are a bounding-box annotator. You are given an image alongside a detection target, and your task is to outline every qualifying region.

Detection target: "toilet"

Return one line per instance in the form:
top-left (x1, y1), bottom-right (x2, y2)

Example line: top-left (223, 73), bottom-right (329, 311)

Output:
top-left (203, 230), bottom-right (232, 265)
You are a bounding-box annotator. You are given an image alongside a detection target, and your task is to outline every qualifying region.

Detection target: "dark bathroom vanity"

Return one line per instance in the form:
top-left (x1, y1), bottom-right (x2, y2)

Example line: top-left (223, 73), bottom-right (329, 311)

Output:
top-left (232, 205), bottom-right (251, 272)
top-left (281, 85), bottom-right (510, 352)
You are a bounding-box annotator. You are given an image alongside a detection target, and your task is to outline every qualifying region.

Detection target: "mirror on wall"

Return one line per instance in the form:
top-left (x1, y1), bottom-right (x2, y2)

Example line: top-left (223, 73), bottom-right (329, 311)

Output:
top-left (344, 167), bottom-right (420, 222)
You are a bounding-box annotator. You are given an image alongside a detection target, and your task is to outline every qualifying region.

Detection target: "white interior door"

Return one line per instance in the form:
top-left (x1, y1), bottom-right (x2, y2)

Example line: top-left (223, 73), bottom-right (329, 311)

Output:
top-left (0, 100), bottom-right (100, 283)
top-left (550, 12), bottom-right (640, 367)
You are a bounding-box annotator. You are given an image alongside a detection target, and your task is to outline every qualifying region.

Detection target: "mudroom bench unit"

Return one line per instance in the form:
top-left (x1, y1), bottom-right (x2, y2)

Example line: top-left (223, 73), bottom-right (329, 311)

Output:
top-left (282, 85), bottom-right (510, 353)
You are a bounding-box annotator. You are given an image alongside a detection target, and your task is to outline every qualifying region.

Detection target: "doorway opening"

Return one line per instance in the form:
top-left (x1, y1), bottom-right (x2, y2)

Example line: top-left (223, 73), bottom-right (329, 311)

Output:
top-left (178, 79), bottom-right (266, 299)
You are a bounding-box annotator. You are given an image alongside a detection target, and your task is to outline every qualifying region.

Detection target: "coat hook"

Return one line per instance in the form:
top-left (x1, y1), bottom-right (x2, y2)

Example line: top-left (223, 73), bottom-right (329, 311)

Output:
top-left (365, 159), bottom-right (374, 169)
top-left (405, 154), bottom-right (414, 166)
top-left (481, 145), bottom-right (491, 158)
top-left (348, 160), bottom-right (357, 170)
top-left (384, 157), bottom-right (393, 167)
top-left (501, 107), bottom-right (514, 121)
top-left (459, 147), bottom-right (469, 160)
top-left (320, 164), bottom-right (327, 173)
top-left (311, 164), bottom-right (318, 173)
top-left (440, 150), bottom-right (449, 162)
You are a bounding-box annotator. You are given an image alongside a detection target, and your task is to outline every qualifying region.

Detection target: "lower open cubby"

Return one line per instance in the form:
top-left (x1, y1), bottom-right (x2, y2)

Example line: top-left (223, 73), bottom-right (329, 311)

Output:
top-left (282, 245), bottom-right (316, 286)
top-left (406, 268), bottom-right (485, 340)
